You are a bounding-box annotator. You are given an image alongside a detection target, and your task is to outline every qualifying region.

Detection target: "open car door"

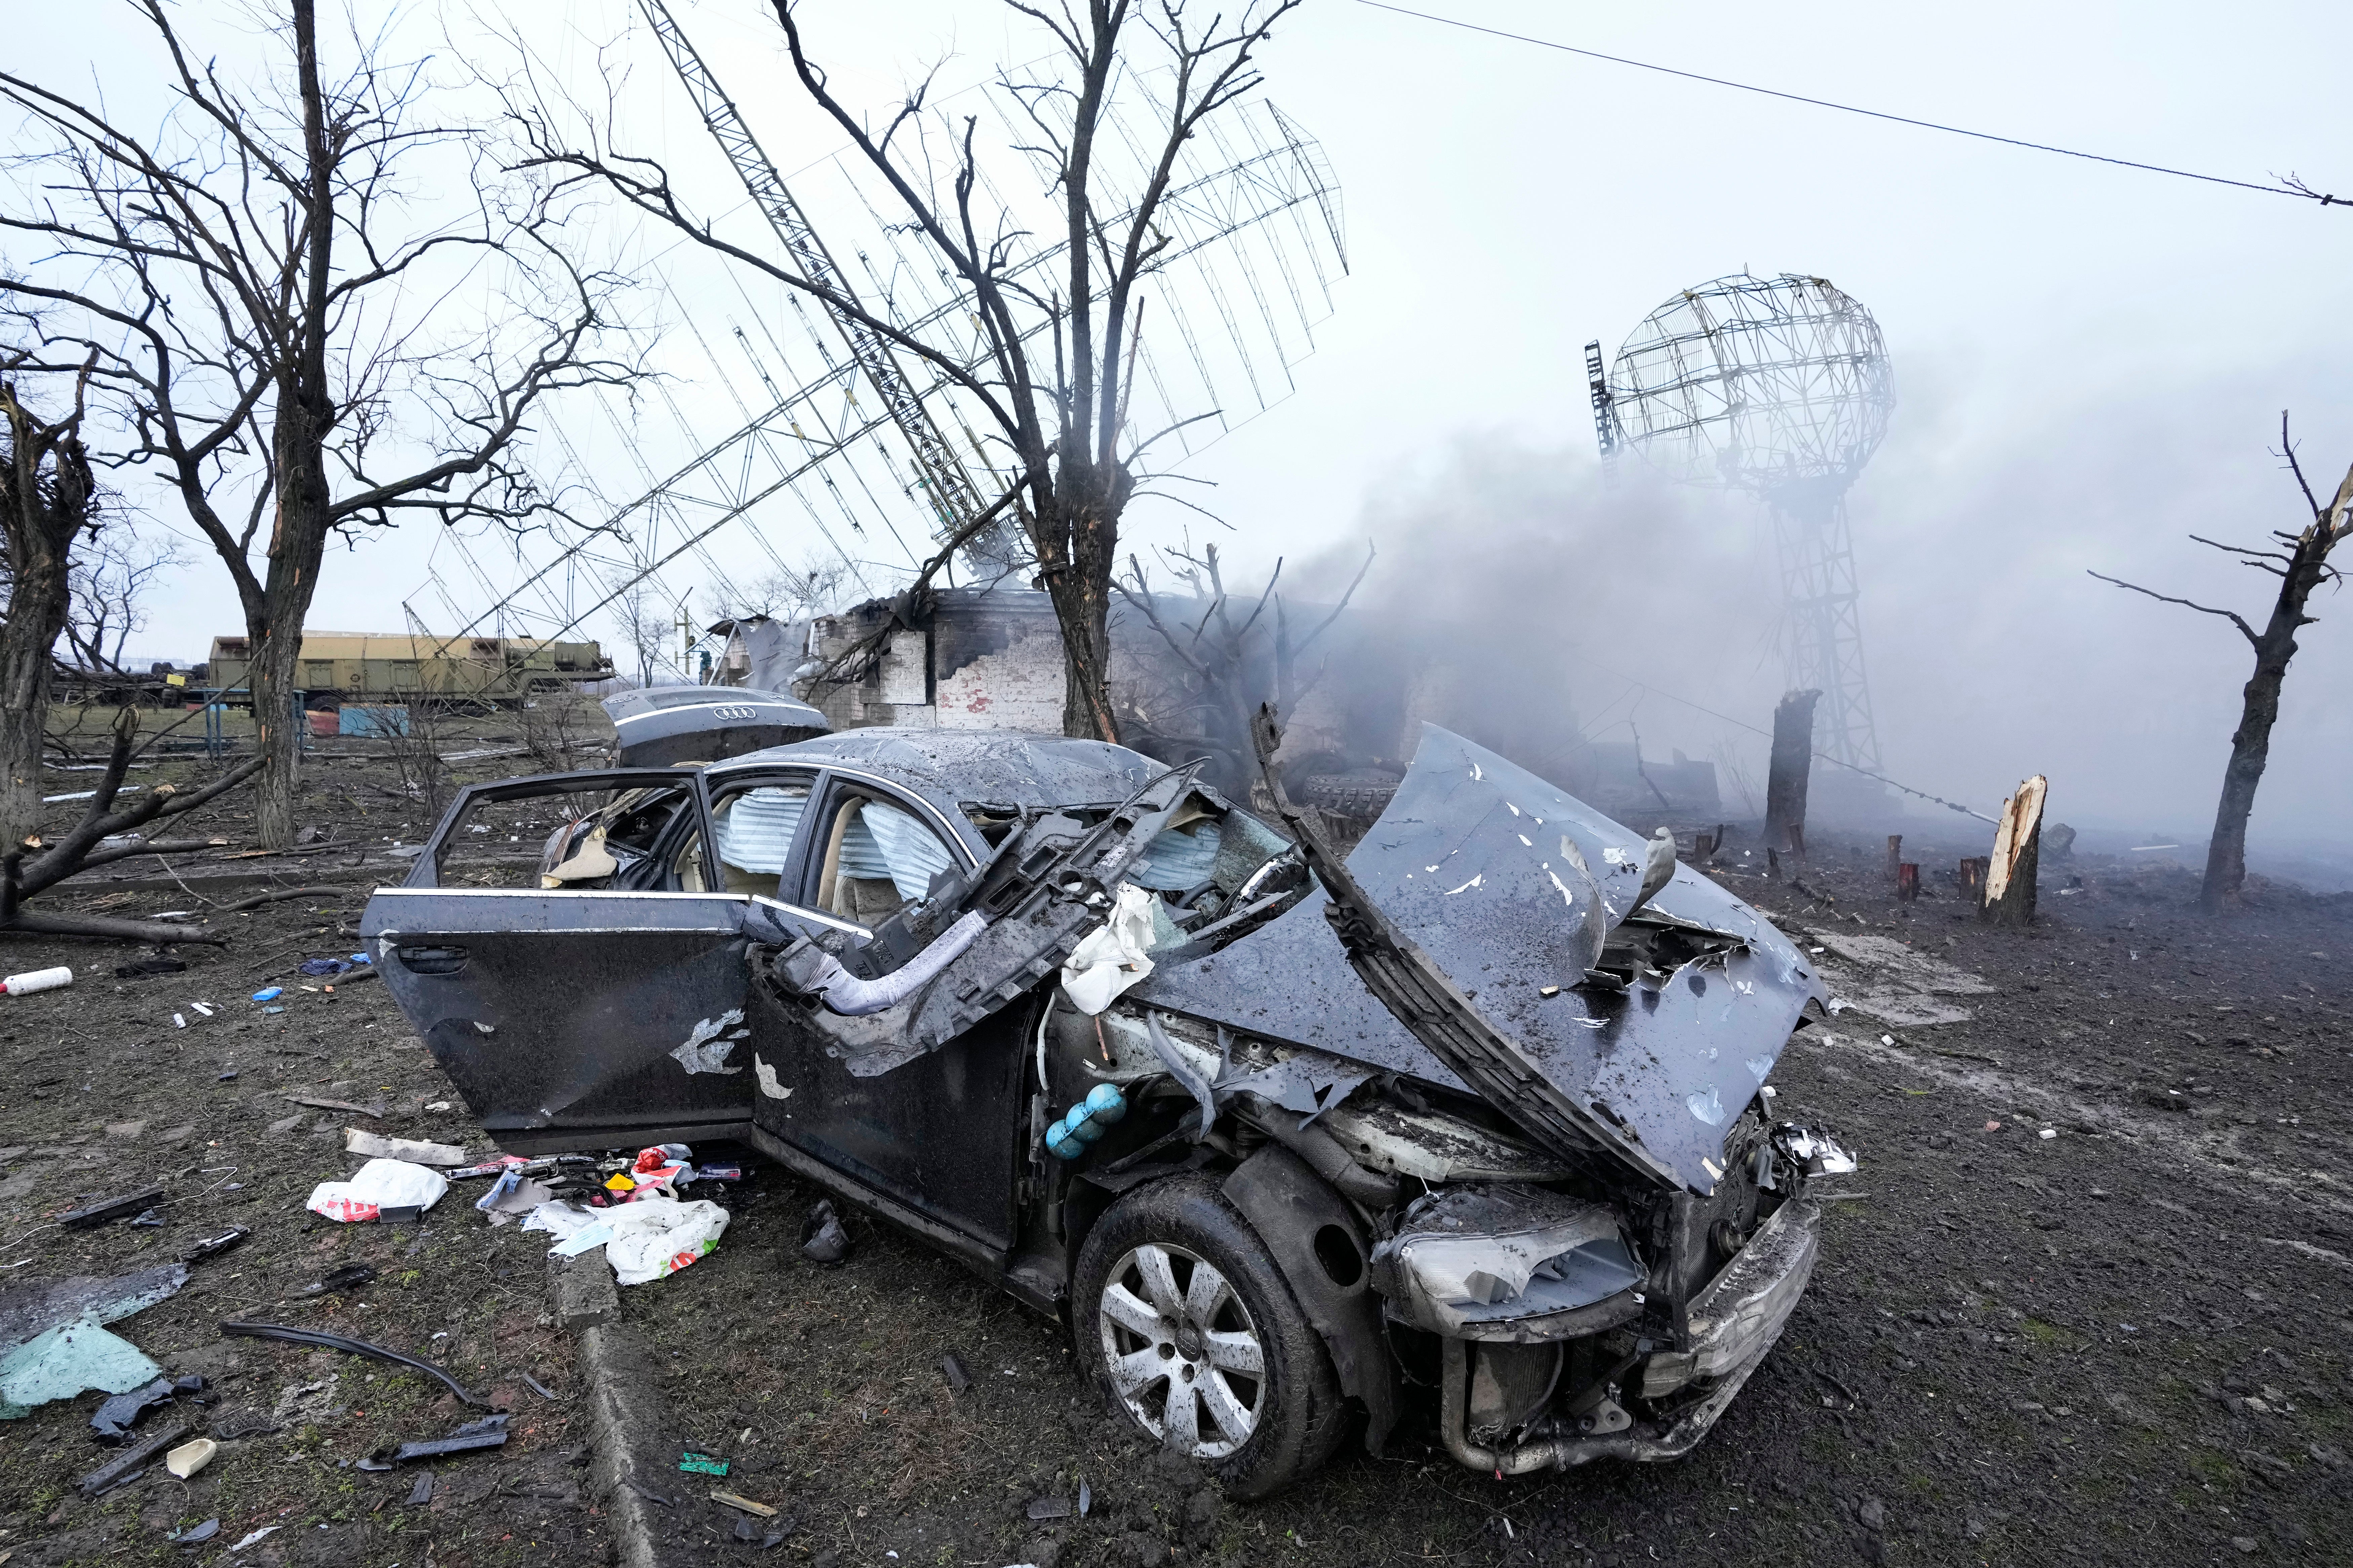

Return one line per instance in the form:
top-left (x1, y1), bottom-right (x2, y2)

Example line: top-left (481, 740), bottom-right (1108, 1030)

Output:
top-left (362, 769), bottom-right (766, 1156)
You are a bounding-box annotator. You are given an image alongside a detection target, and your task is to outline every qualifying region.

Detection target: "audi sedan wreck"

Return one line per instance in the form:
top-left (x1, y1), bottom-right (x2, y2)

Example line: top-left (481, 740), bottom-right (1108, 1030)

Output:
top-left (362, 720), bottom-right (1854, 1496)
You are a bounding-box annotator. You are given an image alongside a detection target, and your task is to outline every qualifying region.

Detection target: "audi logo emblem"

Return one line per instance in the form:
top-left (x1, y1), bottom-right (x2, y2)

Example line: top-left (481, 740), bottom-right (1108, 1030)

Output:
top-left (712, 705), bottom-right (759, 721)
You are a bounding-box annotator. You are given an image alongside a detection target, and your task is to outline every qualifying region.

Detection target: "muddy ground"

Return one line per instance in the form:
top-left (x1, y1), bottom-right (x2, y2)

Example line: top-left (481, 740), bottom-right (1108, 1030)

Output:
top-left (2, 714), bottom-right (2349, 1566)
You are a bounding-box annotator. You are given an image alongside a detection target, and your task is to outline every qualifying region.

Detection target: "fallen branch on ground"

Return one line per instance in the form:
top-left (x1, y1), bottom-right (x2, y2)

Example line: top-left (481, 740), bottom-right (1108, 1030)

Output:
top-left (215, 885), bottom-right (359, 915)
top-left (1, 707), bottom-right (265, 945)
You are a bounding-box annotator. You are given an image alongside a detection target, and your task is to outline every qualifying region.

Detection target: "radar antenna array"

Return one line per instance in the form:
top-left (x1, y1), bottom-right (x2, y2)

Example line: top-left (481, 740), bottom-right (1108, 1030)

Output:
top-left (399, 4), bottom-right (1347, 677)
top-left (1596, 273), bottom-right (1895, 771)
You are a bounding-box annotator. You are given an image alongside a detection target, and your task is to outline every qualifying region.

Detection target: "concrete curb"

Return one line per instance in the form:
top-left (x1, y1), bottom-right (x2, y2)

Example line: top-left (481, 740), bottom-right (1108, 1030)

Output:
top-left (578, 1321), bottom-right (668, 1568)
top-left (558, 1245), bottom-right (665, 1568)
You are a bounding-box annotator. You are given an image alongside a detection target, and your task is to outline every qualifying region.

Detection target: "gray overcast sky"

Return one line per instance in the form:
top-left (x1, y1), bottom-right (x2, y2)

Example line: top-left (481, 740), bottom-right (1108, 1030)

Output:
top-left (18, 1), bottom-right (2353, 860)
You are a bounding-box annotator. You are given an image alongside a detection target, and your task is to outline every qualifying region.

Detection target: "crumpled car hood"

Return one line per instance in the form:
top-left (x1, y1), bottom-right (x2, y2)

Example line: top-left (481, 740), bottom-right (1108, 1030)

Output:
top-left (1133, 725), bottom-right (1827, 1195)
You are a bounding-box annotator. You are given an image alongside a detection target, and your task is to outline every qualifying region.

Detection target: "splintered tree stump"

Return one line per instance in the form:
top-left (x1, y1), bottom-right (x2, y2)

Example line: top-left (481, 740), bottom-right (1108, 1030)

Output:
top-left (1764, 689), bottom-right (1822, 858)
top-left (1886, 834), bottom-right (1903, 881)
top-left (1897, 862), bottom-right (1920, 901)
top-left (1982, 775), bottom-right (2048, 926)
top-left (1958, 858), bottom-right (1989, 895)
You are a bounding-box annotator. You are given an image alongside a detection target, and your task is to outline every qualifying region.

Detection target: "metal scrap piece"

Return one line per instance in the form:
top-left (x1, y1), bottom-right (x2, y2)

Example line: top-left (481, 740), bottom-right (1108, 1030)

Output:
top-left (390, 1413), bottom-right (508, 1463)
top-left (62, 1187), bottom-right (169, 1230)
top-left (78, 1416), bottom-right (193, 1497)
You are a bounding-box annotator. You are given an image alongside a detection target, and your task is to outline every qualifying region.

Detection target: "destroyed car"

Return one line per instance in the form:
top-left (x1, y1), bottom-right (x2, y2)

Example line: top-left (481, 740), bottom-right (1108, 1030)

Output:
top-left (361, 722), bottom-right (1853, 1496)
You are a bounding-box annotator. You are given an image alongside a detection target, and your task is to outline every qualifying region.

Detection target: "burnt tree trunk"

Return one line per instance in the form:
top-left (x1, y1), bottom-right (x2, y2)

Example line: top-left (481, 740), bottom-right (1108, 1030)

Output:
top-left (245, 0), bottom-right (341, 850)
top-left (1764, 689), bottom-right (1821, 857)
top-left (2201, 523), bottom-right (2343, 908)
top-left (1981, 774), bottom-right (2046, 926)
top-left (1035, 462), bottom-right (1130, 743)
top-left (0, 378), bottom-right (96, 851)
top-left (2092, 434), bottom-right (2351, 914)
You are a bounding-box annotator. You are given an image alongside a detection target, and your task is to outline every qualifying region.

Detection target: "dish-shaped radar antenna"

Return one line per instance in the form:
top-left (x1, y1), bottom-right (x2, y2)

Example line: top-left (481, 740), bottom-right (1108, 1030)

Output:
top-left (1588, 274), bottom-right (1896, 773)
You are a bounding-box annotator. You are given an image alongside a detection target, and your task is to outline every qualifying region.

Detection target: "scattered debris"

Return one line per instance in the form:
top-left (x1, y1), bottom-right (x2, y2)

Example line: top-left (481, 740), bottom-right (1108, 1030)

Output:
top-left (89, 1373), bottom-right (202, 1441)
top-left (342, 1127), bottom-right (470, 1166)
top-left (269, 1376), bottom-right (341, 1426)
top-left (713, 1491), bottom-right (779, 1518)
top-left (250, 987), bottom-right (282, 1003)
top-left (475, 1165), bottom-right (557, 1225)
top-left (940, 1352), bottom-right (971, 1394)
top-left (208, 1406), bottom-right (280, 1440)
top-left (408, 1471), bottom-right (435, 1504)
top-left (78, 1416), bottom-right (192, 1497)
top-left (167, 1518), bottom-right (220, 1544)
top-left (282, 1093), bottom-right (387, 1119)
top-left (305, 1157), bottom-right (448, 1222)
top-left (680, 1451), bottom-right (729, 1476)
top-left (116, 958), bottom-right (188, 980)
top-left (0, 1263), bottom-right (187, 1414)
top-left (165, 1435), bottom-right (218, 1478)
top-left (385, 1412), bottom-right (508, 1463)
top-left (182, 1227), bottom-right (250, 1264)
top-left (1, 965), bottom-right (74, 996)
top-left (800, 1198), bottom-right (850, 1267)
top-left (1027, 1495), bottom-right (1074, 1521)
top-left (229, 1525), bottom-right (279, 1552)
top-left (62, 1185), bottom-right (169, 1230)
top-left (223, 1322), bottom-right (487, 1406)
top-left (295, 1264), bottom-right (377, 1297)
top-left (543, 1196), bottom-right (730, 1285)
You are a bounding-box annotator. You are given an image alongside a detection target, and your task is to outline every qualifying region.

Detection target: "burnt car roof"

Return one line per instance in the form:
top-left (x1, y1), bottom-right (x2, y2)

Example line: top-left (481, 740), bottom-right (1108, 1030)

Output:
top-left (710, 727), bottom-right (1163, 821)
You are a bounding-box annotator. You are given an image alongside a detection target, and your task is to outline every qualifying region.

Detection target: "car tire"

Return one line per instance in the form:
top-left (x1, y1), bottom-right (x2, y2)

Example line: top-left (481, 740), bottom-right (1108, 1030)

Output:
top-left (1073, 1173), bottom-right (1347, 1499)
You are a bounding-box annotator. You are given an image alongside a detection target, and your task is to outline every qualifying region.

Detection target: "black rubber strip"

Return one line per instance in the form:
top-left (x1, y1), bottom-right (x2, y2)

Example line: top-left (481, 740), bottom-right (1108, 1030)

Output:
top-left (221, 1321), bottom-right (489, 1407)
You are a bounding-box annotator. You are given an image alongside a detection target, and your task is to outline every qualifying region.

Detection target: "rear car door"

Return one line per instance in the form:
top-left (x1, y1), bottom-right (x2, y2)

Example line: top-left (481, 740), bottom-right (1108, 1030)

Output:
top-left (362, 769), bottom-right (791, 1155)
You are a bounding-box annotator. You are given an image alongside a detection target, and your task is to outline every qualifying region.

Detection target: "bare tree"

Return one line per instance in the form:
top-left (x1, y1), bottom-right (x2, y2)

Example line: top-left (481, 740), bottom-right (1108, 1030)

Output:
top-left (0, 360), bottom-right (97, 848)
top-left (511, 0), bottom-right (1300, 742)
top-left (716, 557), bottom-right (851, 626)
top-left (0, 0), bottom-right (646, 848)
top-left (611, 578), bottom-right (674, 689)
top-left (1115, 539), bottom-right (1372, 794)
top-left (60, 525), bottom-right (188, 677)
top-left (2090, 414), bottom-right (2353, 911)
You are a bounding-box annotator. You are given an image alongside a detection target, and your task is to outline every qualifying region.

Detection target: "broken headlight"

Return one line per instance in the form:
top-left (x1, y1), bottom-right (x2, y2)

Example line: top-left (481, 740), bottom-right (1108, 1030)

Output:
top-left (1772, 1123), bottom-right (1857, 1178)
top-left (1370, 1185), bottom-right (1645, 1340)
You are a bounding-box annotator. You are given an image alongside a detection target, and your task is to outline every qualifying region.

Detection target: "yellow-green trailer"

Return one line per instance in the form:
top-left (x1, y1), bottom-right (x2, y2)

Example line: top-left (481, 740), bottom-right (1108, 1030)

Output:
top-left (206, 631), bottom-right (612, 706)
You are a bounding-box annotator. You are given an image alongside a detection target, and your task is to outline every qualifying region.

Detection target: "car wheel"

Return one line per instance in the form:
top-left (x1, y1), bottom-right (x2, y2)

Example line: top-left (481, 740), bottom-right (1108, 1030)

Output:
top-left (1074, 1174), bottom-right (1346, 1499)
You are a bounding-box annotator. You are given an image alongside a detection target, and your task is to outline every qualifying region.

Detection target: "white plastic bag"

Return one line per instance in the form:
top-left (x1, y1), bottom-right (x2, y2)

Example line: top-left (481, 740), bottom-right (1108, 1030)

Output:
top-left (603, 1197), bottom-right (729, 1285)
top-left (1059, 882), bottom-right (1160, 1015)
top-left (305, 1158), bottom-right (449, 1223)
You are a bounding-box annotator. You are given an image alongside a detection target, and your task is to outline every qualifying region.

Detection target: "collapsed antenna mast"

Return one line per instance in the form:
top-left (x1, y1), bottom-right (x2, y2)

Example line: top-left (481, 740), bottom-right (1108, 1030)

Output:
top-left (637, 0), bottom-right (1016, 567)
top-left (402, 12), bottom-right (1345, 662)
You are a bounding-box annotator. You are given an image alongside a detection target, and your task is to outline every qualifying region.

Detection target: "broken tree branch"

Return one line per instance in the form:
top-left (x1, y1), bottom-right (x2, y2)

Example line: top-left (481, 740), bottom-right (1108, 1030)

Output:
top-left (213, 884), bottom-right (359, 915)
top-left (2085, 571), bottom-right (2259, 646)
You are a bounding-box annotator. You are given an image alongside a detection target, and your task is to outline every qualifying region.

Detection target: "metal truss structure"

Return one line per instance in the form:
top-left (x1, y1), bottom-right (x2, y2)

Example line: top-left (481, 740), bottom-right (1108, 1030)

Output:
top-left (1597, 274), bottom-right (1894, 770)
top-left (401, 6), bottom-right (1347, 679)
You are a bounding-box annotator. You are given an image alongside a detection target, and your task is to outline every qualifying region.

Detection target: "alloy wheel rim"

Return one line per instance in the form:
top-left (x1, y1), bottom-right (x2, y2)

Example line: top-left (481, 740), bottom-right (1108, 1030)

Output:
top-left (1098, 1241), bottom-right (1266, 1458)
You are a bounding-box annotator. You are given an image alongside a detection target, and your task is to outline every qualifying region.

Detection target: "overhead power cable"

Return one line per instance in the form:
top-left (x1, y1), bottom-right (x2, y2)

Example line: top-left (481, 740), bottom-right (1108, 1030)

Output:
top-left (1354, 0), bottom-right (2343, 209)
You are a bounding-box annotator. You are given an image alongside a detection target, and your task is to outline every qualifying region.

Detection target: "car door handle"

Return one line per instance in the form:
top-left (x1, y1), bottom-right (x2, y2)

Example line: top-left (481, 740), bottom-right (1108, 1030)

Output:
top-left (394, 944), bottom-right (469, 976)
